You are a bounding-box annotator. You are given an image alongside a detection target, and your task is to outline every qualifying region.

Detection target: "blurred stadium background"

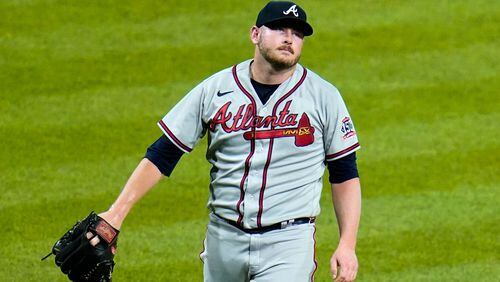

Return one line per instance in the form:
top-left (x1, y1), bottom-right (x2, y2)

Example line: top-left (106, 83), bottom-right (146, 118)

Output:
top-left (1, 0), bottom-right (498, 281)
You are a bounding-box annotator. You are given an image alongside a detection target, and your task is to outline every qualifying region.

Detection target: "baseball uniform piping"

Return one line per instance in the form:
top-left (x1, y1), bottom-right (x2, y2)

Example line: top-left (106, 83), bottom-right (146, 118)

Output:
top-left (232, 64), bottom-right (257, 225)
top-left (158, 120), bottom-right (193, 153)
top-left (310, 225), bottom-right (318, 282)
top-left (256, 67), bottom-right (308, 227)
top-left (326, 142), bottom-right (360, 160)
top-left (256, 137), bottom-right (274, 227)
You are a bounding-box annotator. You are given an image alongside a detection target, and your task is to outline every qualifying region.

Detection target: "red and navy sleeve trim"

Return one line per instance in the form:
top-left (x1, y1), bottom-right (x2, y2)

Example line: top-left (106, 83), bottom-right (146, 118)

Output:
top-left (326, 142), bottom-right (360, 161)
top-left (158, 120), bottom-right (193, 153)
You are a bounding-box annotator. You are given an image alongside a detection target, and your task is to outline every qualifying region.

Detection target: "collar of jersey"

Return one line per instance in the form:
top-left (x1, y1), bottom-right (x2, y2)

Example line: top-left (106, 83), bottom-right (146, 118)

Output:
top-left (234, 59), bottom-right (306, 108)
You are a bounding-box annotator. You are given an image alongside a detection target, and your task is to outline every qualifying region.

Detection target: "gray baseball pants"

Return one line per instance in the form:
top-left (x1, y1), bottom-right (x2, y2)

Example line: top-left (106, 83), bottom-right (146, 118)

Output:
top-left (200, 213), bottom-right (317, 282)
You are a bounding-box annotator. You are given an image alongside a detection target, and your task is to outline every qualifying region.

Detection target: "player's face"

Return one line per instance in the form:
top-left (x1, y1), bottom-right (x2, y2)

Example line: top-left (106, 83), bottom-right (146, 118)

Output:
top-left (252, 24), bottom-right (304, 70)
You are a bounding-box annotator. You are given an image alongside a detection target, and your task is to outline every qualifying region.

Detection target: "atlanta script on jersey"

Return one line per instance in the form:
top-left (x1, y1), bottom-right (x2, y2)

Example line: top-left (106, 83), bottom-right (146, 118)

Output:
top-left (158, 60), bottom-right (360, 228)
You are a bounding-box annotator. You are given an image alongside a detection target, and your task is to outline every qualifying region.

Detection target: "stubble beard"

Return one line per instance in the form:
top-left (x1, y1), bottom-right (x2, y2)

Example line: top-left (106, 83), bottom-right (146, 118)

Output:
top-left (258, 39), bottom-right (300, 71)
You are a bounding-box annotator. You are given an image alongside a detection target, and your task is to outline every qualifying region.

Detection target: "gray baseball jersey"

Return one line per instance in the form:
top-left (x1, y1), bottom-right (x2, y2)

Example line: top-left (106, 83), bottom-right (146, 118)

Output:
top-left (158, 59), bottom-right (360, 229)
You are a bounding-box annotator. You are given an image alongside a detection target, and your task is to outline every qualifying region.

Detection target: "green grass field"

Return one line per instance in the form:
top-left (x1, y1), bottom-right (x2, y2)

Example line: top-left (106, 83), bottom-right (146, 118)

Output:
top-left (1, 0), bottom-right (499, 281)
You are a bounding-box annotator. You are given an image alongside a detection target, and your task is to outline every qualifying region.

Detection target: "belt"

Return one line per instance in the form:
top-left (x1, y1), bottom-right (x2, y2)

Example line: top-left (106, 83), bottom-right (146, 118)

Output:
top-left (214, 213), bottom-right (315, 234)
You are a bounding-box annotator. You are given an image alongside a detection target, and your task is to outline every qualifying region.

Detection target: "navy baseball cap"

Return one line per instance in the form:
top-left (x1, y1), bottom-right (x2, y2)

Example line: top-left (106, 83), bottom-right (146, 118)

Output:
top-left (256, 1), bottom-right (313, 36)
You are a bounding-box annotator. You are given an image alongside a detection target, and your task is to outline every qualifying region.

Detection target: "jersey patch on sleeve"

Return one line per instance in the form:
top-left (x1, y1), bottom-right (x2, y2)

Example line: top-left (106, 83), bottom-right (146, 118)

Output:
top-left (341, 117), bottom-right (356, 139)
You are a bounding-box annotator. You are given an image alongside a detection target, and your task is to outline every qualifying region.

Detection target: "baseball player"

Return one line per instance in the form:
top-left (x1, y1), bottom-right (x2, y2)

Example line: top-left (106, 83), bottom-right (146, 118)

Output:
top-left (96, 1), bottom-right (361, 281)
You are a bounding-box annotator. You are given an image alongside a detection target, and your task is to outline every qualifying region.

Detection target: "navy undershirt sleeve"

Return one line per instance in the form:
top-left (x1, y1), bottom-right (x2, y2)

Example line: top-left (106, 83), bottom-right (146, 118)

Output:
top-left (327, 152), bottom-right (359, 184)
top-left (144, 135), bottom-right (184, 176)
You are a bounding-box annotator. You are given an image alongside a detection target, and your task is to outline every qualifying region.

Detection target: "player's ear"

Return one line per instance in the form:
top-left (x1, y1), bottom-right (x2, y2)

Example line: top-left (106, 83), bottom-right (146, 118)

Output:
top-left (250, 26), bottom-right (260, 44)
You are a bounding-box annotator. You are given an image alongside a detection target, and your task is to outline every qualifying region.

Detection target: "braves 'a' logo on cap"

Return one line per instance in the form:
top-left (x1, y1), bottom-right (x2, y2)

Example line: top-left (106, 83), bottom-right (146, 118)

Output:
top-left (283, 4), bottom-right (299, 17)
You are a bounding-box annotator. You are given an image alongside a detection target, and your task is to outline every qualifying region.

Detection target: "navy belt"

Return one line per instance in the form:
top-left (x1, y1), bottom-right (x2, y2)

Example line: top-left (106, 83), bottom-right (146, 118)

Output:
top-left (214, 213), bottom-right (315, 234)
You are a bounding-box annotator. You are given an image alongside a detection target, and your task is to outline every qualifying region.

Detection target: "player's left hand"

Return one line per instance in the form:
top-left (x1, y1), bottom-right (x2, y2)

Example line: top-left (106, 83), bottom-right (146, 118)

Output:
top-left (42, 211), bottom-right (119, 281)
top-left (330, 244), bottom-right (358, 281)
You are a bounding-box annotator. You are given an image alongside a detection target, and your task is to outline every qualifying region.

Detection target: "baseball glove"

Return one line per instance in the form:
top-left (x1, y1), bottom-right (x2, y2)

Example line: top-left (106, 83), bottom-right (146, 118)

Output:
top-left (42, 212), bottom-right (119, 281)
